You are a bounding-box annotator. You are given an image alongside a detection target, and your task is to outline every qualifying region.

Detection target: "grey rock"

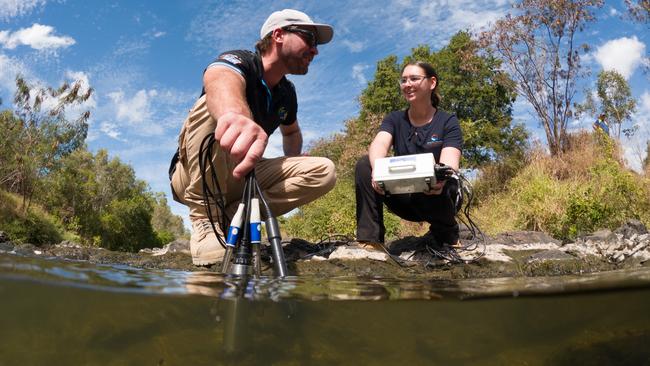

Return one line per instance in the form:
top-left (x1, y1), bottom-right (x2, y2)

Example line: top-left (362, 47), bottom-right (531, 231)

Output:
top-left (614, 219), bottom-right (648, 238)
top-left (526, 249), bottom-right (575, 264)
top-left (57, 240), bottom-right (82, 248)
top-left (14, 243), bottom-right (38, 255)
top-left (144, 239), bottom-right (191, 256)
top-left (328, 246), bottom-right (388, 261)
top-left (582, 229), bottom-right (617, 244)
top-left (493, 231), bottom-right (561, 246)
top-left (167, 239), bottom-right (190, 254)
top-left (0, 241), bottom-right (14, 252)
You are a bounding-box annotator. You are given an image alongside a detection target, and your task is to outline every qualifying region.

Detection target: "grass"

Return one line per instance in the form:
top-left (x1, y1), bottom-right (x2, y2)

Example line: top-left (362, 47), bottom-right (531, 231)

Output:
top-left (0, 189), bottom-right (76, 245)
top-left (473, 132), bottom-right (650, 240)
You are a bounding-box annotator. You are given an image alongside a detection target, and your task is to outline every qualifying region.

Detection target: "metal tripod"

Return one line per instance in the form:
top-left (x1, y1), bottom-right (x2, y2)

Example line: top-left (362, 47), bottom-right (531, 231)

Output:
top-left (220, 171), bottom-right (288, 278)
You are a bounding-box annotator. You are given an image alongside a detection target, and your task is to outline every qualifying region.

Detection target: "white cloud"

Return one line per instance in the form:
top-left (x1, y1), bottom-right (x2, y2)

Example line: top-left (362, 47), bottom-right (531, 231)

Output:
top-left (594, 36), bottom-right (647, 79)
top-left (401, 17), bottom-right (416, 31)
top-left (107, 89), bottom-right (157, 124)
top-left (341, 39), bottom-right (364, 53)
top-left (609, 7), bottom-right (619, 16)
top-left (352, 63), bottom-right (370, 86)
top-left (100, 122), bottom-right (125, 141)
top-left (186, 1), bottom-right (265, 54)
top-left (0, 52), bottom-right (29, 94)
top-left (98, 85), bottom-right (194, 139)
top-left (113, 39), bottom-right (149, 57)
top-left (621, 91), bottom-right (650, 172)
top-left (0, 23), bottom-right (75, 50)
top-left (0, 0), bottom-right (47, 19)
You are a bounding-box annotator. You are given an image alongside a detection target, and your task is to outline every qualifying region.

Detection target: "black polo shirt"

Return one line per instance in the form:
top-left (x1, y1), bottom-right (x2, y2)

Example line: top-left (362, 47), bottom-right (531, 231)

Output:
top-left (203, 50), bottom-right (297, 136)
top-left (379, 109), bottom-right (463, 162)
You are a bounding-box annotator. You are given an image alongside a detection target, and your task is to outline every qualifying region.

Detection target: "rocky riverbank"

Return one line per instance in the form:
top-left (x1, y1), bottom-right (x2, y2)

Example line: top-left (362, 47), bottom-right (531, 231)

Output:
top-left (1, 220), bottom-right (648, 279)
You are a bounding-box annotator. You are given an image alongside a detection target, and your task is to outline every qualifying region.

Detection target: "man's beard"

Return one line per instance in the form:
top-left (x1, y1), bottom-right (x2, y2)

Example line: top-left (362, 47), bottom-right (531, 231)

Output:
top-left (284, 52), bottom-right (310, 75)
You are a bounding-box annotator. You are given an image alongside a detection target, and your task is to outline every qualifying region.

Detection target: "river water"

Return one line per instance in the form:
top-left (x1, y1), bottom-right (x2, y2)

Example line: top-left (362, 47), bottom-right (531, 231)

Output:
top-left (1, 252), bottom-right (649, 365)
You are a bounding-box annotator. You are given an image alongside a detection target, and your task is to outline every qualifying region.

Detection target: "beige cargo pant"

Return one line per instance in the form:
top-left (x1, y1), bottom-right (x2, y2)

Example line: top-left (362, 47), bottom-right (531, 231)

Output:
top-left (171, 95), bottom-right (336, 222)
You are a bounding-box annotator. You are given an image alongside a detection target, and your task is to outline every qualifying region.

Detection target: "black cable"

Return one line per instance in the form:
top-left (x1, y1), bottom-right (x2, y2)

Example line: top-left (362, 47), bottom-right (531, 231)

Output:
top-left (417, 172), bottom-right (486, 266)
top-left (198, 133), bottom-right (229, 248)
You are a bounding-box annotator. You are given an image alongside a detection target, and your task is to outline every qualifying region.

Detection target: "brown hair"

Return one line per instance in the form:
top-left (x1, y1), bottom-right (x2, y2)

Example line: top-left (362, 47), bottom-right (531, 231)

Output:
top-left (255, 33), bottom-right (273, 54)
top-left (401, 61), bottom-right (441, 108)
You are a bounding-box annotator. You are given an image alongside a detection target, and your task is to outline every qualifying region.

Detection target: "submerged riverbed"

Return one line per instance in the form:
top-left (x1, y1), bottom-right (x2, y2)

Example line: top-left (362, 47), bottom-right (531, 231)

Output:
top-left (1, 252), bottom-right (649, 365)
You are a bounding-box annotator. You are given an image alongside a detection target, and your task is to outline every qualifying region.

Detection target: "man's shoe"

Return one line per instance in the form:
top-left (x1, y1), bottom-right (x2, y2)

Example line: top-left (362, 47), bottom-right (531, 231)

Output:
top-left (190, 219), bottom-right (225, 266)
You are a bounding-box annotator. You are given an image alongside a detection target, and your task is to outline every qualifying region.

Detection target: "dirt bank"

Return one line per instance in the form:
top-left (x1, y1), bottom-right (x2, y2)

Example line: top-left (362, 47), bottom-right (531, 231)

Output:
top-left (1, 220), bottom-right (648, 279)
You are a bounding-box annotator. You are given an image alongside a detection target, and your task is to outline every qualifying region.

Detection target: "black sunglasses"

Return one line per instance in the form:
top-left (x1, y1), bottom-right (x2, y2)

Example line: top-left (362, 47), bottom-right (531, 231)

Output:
top-left (283, 26), bottom-right (317, 48)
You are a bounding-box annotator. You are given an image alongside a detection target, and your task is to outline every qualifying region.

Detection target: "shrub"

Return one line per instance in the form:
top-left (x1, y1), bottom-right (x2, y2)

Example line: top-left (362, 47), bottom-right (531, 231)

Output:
top-left (560, 159), bottom-right (650, 238)
top-left (473, 132), bottom-right (650, 240)
top-left (0, 189), bottom-right (64, 245)
top-left (281, 178), bottom-right (403, 242)
top-left (99, 197), bottom-right (160, 252)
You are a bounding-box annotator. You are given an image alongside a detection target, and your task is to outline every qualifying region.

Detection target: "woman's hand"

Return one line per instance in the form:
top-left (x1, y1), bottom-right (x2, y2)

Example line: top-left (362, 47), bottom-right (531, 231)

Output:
top-left (424, 180), bottom-right (445, 195)
top-left (371, 179), bottom-right (385, 195)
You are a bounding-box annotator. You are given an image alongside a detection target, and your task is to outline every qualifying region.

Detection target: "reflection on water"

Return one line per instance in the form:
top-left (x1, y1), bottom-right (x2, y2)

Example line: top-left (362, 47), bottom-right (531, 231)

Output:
top-left (1, 253), bottom-right (649, 365)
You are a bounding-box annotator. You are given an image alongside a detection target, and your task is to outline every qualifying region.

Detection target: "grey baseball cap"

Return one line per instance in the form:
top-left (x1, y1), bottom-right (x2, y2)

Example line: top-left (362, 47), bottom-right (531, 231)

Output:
top-left (260, 9), bottom-right (334, 45)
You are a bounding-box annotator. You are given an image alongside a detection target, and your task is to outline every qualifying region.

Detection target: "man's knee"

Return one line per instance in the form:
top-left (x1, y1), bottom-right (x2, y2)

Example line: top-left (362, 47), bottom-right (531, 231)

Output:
top-left (312, 157), bottom-right (336, 194)
top-left (170, 166), bottom-right (184, 204)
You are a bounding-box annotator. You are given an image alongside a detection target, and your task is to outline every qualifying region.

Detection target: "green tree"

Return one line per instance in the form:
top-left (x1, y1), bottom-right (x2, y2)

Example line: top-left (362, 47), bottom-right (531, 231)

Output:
top-left (480, 0), bottom-right (603, 155)
top-left (151, 192), bottom-right (188, 241)
top-left (355, 31), bottom-right (527, 169)
top-left (643, 140), bottom-right (650, 177)
top-left (99, 197), bottom-right (158, 252)
top-left (6, 75), bottom-right (92, 208)
top-left (625, 0), bottom-right (650, 22)
top-left (359, 55), bottom-right (404, 119)
top-left (290, 32), bottom-right (529, 239)
top-left (0, 110), bottom-right (23, 189)
top-left (42, 148), bottom-right (165, 251)
top-left (578, 70), bottom-right (637, 139)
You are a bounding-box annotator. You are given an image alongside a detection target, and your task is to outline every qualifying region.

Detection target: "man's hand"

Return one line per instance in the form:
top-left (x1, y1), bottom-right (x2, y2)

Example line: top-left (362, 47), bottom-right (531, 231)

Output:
top-left (215, 111), bottom-right (268, 179)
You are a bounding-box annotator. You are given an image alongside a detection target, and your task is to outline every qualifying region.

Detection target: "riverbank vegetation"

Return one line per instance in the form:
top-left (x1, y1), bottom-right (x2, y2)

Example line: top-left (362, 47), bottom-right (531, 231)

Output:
top-left (282, 5), bottom-right (650, 242)
top-left (2, 1), bottom-right (648, 250)
top-left (0, 77), bottom-right (187, 252)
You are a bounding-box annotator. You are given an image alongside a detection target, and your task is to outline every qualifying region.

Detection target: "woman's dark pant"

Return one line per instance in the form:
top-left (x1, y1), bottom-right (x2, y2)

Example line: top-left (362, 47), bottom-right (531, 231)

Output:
top-left (355, 155), bottom-right (459, 244)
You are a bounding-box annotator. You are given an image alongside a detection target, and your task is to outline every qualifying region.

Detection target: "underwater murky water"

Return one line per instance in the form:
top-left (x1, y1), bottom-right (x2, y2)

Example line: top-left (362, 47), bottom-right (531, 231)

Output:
top-left (1, 253), bottom-right (649, 365)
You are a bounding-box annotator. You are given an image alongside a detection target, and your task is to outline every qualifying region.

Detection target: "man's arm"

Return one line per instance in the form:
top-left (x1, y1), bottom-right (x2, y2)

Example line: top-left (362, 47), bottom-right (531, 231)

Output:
top-left (203, 65), bottom-right (268, 179)
top-left (280, 121), bottom-right (302, 156)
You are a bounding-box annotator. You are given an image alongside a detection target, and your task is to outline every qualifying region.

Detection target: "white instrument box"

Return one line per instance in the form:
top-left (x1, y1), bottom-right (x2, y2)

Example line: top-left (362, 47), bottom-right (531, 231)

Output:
top-left (372, 153), bottom-right (436, 194)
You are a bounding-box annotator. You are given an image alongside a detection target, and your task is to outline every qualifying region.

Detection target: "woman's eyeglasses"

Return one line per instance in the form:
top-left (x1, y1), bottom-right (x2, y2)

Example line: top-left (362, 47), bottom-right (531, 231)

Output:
top-left (399, 75), bottom-right (427, 85)
top-left (283, 26), bottom-right (317, 48)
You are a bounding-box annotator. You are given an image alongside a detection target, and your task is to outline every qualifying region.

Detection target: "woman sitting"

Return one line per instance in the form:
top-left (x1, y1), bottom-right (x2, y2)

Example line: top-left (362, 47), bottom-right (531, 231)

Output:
top-left (355, 61), bottom-right (463, 249)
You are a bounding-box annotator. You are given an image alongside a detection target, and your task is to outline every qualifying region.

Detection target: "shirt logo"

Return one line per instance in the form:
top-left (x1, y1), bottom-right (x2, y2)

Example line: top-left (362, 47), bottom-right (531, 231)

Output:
top-left (278, 107), bottom-right (288, 120)
top-left (219, 54), bottom-right (242, 65)
top-left (424, 134), bottom-right (442, 149)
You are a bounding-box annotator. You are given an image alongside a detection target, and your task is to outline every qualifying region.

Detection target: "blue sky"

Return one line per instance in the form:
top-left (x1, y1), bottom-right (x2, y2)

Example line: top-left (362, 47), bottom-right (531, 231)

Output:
top-left (1, 0), bottom-right (648, 227)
